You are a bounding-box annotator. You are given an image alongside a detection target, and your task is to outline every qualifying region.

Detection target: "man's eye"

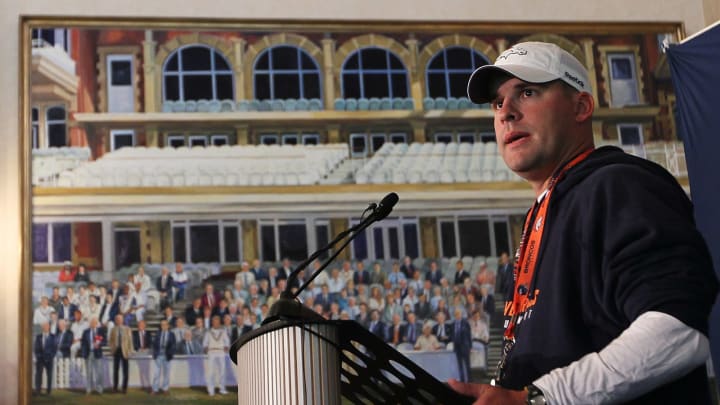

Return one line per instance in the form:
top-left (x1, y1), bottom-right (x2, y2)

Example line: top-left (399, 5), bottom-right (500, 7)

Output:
top-left (522, 89), bottom-right (535, 97)
top-left (493, 101), bottom-right (503, 109)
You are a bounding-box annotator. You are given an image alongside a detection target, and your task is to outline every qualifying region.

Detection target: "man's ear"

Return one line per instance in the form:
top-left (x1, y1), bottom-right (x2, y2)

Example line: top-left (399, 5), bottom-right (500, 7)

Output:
top-left (575, 92), bottom-right (594, 123)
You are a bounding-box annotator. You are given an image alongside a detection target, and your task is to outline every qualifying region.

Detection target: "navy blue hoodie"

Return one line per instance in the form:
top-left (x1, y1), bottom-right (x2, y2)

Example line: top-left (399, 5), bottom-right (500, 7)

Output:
top-left (500, 146), bottom-right (718, 404)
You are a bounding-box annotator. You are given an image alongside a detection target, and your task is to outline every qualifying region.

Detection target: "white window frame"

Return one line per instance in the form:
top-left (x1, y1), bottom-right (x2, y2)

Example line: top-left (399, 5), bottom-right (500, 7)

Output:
top-left (607, 53), bottom-right (640, 107)
top-left (171, 219), bottom-right (242, 264)
top-left (257, 218), bottom-right (310, 262)
top-left (260, 134), bottom-right (279, 145)
top-left (110, 129), bottom-right (136, 151)
top-left (349, 133), bottom-right (369, 158)
top-left (434, 132), bottom-right (453, 143)
top-left (210, 135), bottom-right (229, 146)
top-left (617, 123), bottom-right (644, 145)
top-left (389, 132), bottom-right (407, 144)
top-left (302, 134), bottom-right (320, 145)
top-left (349, 216), bottom-right (421, 260)
top-left (437, 214), bottom-right (511, 258)
top-left (457, 132), bottom-right (476, 143)
top-left (370, 133), bottom-right (387, 153)
top-left (106, 54), bottom-right (135, 113)
top-left (282, 134), bottom-right (300, 145)
top-left (188, 135), bottom-right (208, 147)
top-left (167, 135), bottom-right (186, 148)
top-left (32, 222), bottom-right (72, 264)
top-left (46, 105), bottom-right (67, 147)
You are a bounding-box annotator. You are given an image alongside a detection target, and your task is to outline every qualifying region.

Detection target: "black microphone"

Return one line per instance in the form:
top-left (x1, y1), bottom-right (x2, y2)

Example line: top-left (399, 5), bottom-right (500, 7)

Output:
top-left (373, 192), bottom-right (399, 221)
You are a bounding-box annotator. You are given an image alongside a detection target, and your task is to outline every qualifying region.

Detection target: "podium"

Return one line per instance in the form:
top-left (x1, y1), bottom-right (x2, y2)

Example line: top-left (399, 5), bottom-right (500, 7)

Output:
top-left (231, 316), bottom-right (474, 405)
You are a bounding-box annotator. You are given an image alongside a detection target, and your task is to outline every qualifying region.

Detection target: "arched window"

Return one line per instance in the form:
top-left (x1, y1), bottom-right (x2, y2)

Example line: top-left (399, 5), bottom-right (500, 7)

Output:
top-left (253, 46), bottom-right (321, 100)
top-left (46, 106), bottom-right (66, 147)
top-left (341, 47), bottom-right (408, 99)
top-left (426, 47), bottom-right (489, 98)
top-left (163, 45), bottom-right (234, 101)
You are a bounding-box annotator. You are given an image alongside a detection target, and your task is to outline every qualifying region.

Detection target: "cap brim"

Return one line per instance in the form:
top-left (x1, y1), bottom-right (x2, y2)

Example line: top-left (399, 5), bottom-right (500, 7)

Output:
top-left (467, 64), bottom-right (560, 104)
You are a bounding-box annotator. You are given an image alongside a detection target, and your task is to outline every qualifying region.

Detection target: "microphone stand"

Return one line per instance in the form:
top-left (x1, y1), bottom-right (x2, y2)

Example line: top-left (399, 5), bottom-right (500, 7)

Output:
top-left (263, 204), bottom-right (380, 324)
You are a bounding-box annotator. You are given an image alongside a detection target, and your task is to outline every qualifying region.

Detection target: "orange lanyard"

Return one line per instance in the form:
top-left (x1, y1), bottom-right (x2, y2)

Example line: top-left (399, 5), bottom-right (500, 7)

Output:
top-left (504, 148), bottom-right (594, 341)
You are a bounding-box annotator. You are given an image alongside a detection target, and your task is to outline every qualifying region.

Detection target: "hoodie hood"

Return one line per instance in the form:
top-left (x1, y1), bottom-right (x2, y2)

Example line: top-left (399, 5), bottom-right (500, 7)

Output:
top-left (555, 146), bottom-right (686, 198)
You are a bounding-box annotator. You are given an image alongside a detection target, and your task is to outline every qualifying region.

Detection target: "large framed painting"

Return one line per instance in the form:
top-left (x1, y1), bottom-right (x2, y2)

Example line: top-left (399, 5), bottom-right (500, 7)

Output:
top-left (21, 16), bottom-right (684, 404)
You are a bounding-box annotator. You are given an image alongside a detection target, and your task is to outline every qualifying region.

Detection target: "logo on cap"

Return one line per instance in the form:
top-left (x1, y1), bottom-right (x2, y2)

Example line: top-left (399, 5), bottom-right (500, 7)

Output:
top-left (497, 47), bottom-right (528, 60)
top-left (564, 72), bottom-right (585, 89)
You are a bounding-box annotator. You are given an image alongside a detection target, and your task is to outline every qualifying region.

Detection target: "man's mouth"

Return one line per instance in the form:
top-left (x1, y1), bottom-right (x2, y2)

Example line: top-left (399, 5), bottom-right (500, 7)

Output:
top-left (504, 132), bottom-right (529, 145)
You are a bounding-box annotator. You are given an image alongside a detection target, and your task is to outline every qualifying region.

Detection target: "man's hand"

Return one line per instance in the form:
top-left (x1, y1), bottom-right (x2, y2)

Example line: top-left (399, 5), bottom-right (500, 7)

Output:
top-left (448, 379), bottom-right (527, 405)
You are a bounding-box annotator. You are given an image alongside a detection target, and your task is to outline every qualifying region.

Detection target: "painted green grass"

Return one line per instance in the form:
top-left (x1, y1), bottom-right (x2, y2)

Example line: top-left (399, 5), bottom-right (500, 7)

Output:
top-left (30, 387), bottom-right (237, 404)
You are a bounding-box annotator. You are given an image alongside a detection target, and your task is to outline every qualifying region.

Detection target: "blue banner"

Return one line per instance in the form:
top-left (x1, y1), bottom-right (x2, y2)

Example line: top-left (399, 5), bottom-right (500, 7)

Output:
top-left (668, 21), bottom-right (720, 386)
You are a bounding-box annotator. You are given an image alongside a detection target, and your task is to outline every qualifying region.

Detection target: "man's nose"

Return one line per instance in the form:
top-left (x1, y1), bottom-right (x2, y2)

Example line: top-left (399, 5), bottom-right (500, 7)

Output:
top-left (497, 99), bottom-right (518, 122)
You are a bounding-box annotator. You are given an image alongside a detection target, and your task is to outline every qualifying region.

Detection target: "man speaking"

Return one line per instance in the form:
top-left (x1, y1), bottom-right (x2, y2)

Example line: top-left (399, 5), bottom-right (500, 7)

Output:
top-left (449, 41), bottom-right (718, 404)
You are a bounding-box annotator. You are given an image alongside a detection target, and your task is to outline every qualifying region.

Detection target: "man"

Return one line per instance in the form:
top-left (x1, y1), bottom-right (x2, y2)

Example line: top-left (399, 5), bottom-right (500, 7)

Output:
top-left (55, 319), bottom-right (73, 358)
top-left (163, 305), bottom-right (178, 328)
top-left (80, 317), bottom-right (105, 395)
top-left (48, 287), bottom-right (62, 311)
top-left (414, 292), bottom-right (432, 320)
top-left (414, 322), bottom-right (440, 351)
top-left (369, 262), bottom-right (386, 285)
top-left (235, 261), bottom-right (256, 288)
top-left (450, 308), bottom-right (472, 383)
top-left (368, 309), bottom-right (386, 341)
top-left (156, 266), bottom-right (174, 308)
top-left (178, 329), bottom-right (200, 355)
top-left (57, 296), bottom-right (77, 321)
top-left (125, 282), bottom-right (147, 324)
top-left (185, 298), bottom-right (203, 326)
top-left (108, 279), bottom-right (122, 304)
top-left (387, 262), bottom-right (406, 287)
top-left (353, 261), bottom-right (370, 285)
top-left (203, 315), bottom-right (229, 396)
top-left (33, 296), bottom-right (55, 325)
top-left (172, 262), bottom-right (188, 301)
top-left (496, 251), bottom-right (513, 299)
top-left (425, 261), bottom-right (443, 285)
top-left (401, 312), bottom-right (421, 345)
top-left (151, 319), bottom-right (176, 395)
top-left (450, 41), bottom-right (718, 404)
top-left (109, 314), bottom-right (133, 393)
top-left (250, 258), bottom-right (268, 282)
top-left (171, 317), bottom-right (189, 344)
top-left (69, 309), bottom-right (87, 357)
top-left (33, 322), bottom-right (56, 395)
top-left (452, 260), bottom-right (470, 286)
top-left (201, 283), bottom-right (221, 310)
top-left (74, 263), bottom-right (91, 283)
top-left (399, 255), bottom-right (416, 279)
top-left (355, 302), bottom-right (370, 327)
top-left (386, 313), bottom-right (403, 346)
top-left (133, 320), bottom-right (151, 352)
top-left (432, 311), bottom-right (451, 346)
top-left (314, 284), bottom-right (333, 313)
top-left (99, 292), bottom-right (117, 327)
top-left (135, 266), bottom-right (152, 292)
top-left (201, 306), bottom-right (214, 329)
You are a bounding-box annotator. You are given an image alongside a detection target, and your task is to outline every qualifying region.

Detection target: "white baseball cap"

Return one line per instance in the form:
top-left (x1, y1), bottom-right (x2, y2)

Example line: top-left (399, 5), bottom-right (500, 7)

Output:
top-left (467, 41), bottom-right (591, 104)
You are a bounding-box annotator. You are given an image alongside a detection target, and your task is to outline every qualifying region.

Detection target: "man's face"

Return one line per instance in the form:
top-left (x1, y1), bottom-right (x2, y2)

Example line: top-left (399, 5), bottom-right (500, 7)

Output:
top-left (492, 77), bottom-right (582, 181)
top-left (138, 320), bottom-right (146, 330)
